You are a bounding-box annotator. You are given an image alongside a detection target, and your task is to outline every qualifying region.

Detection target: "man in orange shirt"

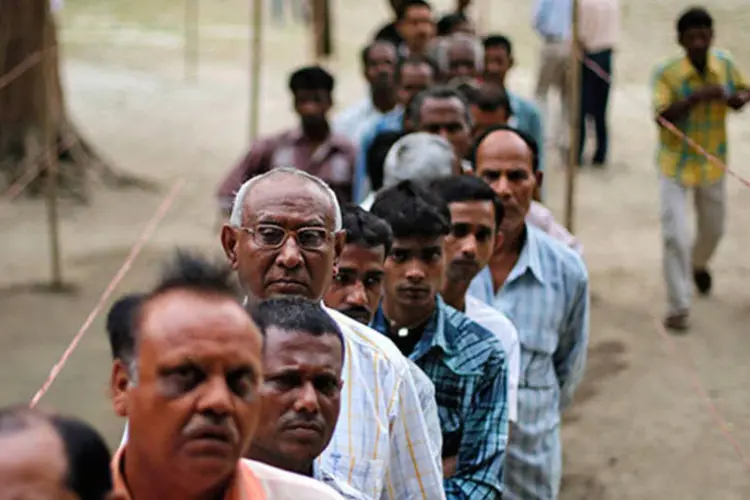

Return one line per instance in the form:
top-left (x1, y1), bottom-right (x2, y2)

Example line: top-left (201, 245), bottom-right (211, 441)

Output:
top-left (109, 251), bottom-right (343, 499)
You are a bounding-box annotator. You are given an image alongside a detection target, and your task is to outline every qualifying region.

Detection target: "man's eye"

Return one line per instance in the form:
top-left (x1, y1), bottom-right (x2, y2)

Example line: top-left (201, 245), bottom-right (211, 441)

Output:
top-left (481, 171), bottom-right (501, 182)
top-left (227, 371), bottom-right (256, 401)
top-left (334, 273), bottom-right (355, 285)
top-left (315, 377), bottom-right (340, 397)
top-left (364, 275), bottom-right (383, 287)
top-left (424, 249), bottom-right (442, 262)
top-left (452, 224), bottom-right (470, 238)
top-left (161, 366), bottom-right (204, 396)
top-left (508, 170), bottom-right (530, 182)
top-left (390, 250), bottom-right (408, 263)
top-left (476, 228), bottom-right (493, 242)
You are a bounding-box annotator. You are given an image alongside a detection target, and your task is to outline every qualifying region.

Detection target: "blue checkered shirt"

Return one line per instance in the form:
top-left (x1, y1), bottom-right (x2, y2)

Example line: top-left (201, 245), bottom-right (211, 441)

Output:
top-left (469, 224), bottom-right (589, 500)
top-left (371, 296), bottom-right (509, 499)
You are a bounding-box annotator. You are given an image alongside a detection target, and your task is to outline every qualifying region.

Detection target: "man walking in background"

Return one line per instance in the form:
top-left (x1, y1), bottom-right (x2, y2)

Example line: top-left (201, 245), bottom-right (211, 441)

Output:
top-left (577, 0), bottom-right (619, 166)
top-left (652, 7), bottom-right (749, 331)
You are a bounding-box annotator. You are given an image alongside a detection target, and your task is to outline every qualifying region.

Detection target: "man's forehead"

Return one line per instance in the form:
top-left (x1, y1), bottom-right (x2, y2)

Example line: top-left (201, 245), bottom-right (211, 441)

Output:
top-left (392, 236), bottom-right (443, 248)
top-left (243, 175), bottom-right (334, 226)
top-left (0, 423), bottom-right (66, 479)
top-left (264, 327), bottom-right (343, 365)
top-left (340, 244), bottom-right (386, 266)
top-left (477, 132), bottom-right (532, 162)
top-left (449, 200), bottom-right (495, 222)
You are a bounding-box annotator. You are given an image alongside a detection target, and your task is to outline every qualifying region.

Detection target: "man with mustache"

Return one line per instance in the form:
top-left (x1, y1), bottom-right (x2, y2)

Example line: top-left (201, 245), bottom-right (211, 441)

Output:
top-left (217, 65), bottom-right (357, 212)
top-left (246, 297), bottom-right (364, 499)
top-left (333, 41), bottom-right (399, 146)
top-left (323, 205), bottom-right (443, 459)
top-left (110, 251), bottom-right (344, 499)
top-left (370, 180), bottom-right (509, 498)
top-left (430, 175), bottom-right (520, 425)
top-left (470, 125), bottom-right (589, 500)
top-left (221, 167), bottom-right (445, 499)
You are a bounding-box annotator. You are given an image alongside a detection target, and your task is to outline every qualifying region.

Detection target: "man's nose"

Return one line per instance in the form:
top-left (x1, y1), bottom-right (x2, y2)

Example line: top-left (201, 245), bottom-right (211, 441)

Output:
top-left (346, 281), bottom-right (368, 306)
top-left (293, 382), bottom-right (320, 414)
top-left (460, 234), bottom-right (478, 257)
top-left (405, 261), bottom-right (426, 283)
top-left (197, 376), bottom-right (234, 417)
top-left (276, 237), bottom-right (303, 269)
top-left (492, 176), bottom-right (512, 198)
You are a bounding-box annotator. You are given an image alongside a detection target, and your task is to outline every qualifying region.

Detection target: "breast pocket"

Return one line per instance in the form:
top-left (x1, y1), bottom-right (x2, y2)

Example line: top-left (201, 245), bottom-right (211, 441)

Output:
top-left (326, 455), bottom-right (384, 499)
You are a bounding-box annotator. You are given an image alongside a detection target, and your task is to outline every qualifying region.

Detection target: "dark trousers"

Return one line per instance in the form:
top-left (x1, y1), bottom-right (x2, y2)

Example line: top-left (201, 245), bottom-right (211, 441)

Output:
top-left (578, 49), bottom-right (612, 164)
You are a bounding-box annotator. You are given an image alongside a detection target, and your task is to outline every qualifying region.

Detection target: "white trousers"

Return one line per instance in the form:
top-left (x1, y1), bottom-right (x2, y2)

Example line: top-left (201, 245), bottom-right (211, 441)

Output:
top-left (659, 175), bottom-right (726, 315)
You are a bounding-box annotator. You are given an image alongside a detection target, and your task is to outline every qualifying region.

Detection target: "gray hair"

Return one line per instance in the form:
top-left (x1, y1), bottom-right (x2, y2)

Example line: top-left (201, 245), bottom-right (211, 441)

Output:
top-left (436, 33), bottom-right (484, 75)
top-left (382, 133), bottom-right (454, 189)
top-left (229, 167), bottom-right (343, 230)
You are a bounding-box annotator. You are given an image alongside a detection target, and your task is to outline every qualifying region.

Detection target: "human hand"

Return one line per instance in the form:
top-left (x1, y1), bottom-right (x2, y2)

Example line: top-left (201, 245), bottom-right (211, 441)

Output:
top-left (690, 84), bottom-right (727, 103)
top-left (727, 89), bottom-right (750, 110)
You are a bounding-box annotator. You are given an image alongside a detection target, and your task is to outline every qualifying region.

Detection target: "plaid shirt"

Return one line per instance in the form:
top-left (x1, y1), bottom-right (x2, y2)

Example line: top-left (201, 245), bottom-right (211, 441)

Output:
top-left (652, 49), bottom-right (748, 186)
top-left (371, 296), bottom-right (509, 499)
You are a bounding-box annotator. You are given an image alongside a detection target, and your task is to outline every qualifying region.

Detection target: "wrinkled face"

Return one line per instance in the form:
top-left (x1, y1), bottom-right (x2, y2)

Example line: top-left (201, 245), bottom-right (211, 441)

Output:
top-left (113, 291), bottom-right (263, 494)
top-left (483, 45), bottom-right (512, 85)
top-left (221, 175), bottom-right (345, 304)
top-left (0, 421), bottom-right (78, 500)
top-left (446, 42), bottom-right (479, 80)
top-left (474, 131), bottom-right (540, 235)
top-left (418, 97), bottom-right (472, 160)
top-left (384, 236), bottom-right (445, 312)
top-left (293, 89), bottom-right (332, 131)
top-left (679, 27), bottom-right (712, 67)
top-left (250, 327), bottom-right (342, 473)
top-left (399, 5), bottom-right (435, 52)
top-left (444, 201), bottom-right (499, 283)
top-left (324, 244), bottom-right (386, 325)
top-left (470, 105), bottom-right (510, 140)
top-left (365, 43), bottom-right (397, 91)
top-left (397, 63), bottom-right (435, 106)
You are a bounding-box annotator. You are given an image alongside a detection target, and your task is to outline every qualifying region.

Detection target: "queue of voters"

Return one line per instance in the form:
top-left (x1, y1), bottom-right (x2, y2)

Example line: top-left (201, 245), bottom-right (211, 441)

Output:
top-left (5, 0), bottom-right (750, 499)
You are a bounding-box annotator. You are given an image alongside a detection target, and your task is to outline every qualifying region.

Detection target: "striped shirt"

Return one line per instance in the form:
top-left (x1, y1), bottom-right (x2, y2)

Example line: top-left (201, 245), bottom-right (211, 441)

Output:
top-left (652, 49), bottom-right (748, 186)
top-left (371, 296), bottom-right (509, 499)
top-left (471, 224), bottom-right (589, 500)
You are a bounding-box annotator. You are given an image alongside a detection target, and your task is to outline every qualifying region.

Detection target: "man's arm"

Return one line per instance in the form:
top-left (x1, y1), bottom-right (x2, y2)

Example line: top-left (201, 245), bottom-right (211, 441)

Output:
top-left (726, 58), bottom-right (750, 110)
top-left (385, 369), bottom-right (446, 500)
top-left (652, 68), bottom-right (725, 124)
top-left (554, 263), bottom-right (590, 411)
top-left (445, 356), bottom-right (508, 499)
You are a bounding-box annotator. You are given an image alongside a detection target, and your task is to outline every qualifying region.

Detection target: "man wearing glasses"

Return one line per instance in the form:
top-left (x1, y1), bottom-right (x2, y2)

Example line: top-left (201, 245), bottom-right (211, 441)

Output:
top-left (219, 167), bottom-right (446, 500)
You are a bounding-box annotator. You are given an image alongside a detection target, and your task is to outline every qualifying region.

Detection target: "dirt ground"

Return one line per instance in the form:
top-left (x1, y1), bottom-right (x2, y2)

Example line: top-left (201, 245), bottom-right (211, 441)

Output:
top-left (1, 0), bottom-right (750, 498)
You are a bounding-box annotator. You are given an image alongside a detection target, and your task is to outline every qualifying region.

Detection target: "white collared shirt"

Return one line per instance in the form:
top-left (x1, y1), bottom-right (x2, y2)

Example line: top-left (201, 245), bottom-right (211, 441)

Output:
top-left (465, 295), bottom-right (520, 422)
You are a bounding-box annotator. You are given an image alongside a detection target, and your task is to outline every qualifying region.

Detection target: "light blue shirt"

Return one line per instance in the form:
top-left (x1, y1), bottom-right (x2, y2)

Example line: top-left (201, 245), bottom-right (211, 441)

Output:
top-left (532, 0), bottom-right (572, 41)
top-left (469, 224), bottom-right (589, 500)
top-left (332, 97), bottom-right (391, 150)
top-left (353, 107), bottom-right (404, 202)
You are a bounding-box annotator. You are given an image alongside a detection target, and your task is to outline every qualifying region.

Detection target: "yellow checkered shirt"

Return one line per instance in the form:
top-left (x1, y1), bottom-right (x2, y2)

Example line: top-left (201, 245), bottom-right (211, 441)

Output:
top-left (652, 49), bottom-right (748, 186)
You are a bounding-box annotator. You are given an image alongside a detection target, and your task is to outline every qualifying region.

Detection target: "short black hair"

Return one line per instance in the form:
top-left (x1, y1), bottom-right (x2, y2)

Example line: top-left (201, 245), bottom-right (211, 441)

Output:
top-left (407, 85), bottom-right (472, 129)
top-left (151, 250), bottom-right (240, 301)
top-left (436, 12), bottom-right (467, 37)
top-left (395, 55), bottom-right (438, 85)
top-left (483, 34), bottom-right (513, 55)
top-left (50, 415), bottom-right (113, 500)
top-left (469, 83), bottom-right (513, 115)
top-left (677, 7), bottom-right (713, 36)
top-left (105, 293), bottom-right (144, 365)
top-left (288, 65), bottom-right (335, 94)
top-left (371, 180), bottom-right (451, 239)
top-left (342, 204), bottom-right (393, 255)
top-left (396, 0), bottom-right (432, 20)
top-left (430, 175), bottom-right (505, 229)
top-left (361, 40), bottom-right (397, 69)
top-left (367, 130), bottom-right (404, 189)
top-left (470, 124), bottom-right (539, 172)
top-left (249, 296), bottom-right (344, 360)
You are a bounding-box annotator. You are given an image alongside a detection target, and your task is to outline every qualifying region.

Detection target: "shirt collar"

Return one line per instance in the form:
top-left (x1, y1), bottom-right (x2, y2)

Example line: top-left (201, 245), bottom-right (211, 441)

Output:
top-left (112, 446), bottom-right (265, 500)
top-left (314, 462), bottom-right (368, 499)
top-left (287, 127), bottom-right (350, 152)
top-left (681, 50), bottom-right (722, 80)
top-left (506, 223), bottom-right (546, 285)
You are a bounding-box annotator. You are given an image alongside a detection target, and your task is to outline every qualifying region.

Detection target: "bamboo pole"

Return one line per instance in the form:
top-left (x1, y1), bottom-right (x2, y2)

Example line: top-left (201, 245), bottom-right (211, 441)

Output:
top-left (184, 0), bottom-right (199, 81)
top-left (564, 0), bottom-right (581, 232)
top-left (42, 6), bottom-right (63, 289)
top-left (311, 0), bottom-right (325, 63)
top-left (249, 0), bottom-right (263, 142)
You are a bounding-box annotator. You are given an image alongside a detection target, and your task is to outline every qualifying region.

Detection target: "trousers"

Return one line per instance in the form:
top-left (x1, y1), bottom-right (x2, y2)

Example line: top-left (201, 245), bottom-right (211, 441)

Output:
top-left (578, 49), bottom-right (613, 164)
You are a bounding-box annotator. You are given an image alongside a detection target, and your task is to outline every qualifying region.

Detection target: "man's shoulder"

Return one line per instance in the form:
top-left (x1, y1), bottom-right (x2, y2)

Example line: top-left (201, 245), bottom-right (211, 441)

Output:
top-left (508, 91), bottom-right (541, 115)
top-left (242, 460), bottom-right (344, 499)
top-left (652, 54), bottom-right (688, 82)
top-left (529, 224), bottom-right (588, 282)
top-left (442, 303), bottom-right (507, 371)
top-left (325, 307), bottom-right (410, 374)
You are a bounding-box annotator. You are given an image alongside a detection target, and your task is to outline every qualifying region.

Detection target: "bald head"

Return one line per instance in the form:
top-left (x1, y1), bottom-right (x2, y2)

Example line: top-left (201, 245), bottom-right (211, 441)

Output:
top-left (230, 168), bottom-right (342, 230)
top-left (476, 129), bottom-right (533, 169)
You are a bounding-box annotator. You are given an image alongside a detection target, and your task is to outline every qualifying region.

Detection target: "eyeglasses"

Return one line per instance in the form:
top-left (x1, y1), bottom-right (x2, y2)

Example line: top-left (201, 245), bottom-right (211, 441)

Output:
top-left (240, 224), bottom-right (332, 250)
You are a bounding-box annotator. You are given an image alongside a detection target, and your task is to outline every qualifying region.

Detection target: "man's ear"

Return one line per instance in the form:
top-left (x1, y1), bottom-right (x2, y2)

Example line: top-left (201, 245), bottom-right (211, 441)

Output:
top-left (333, 230), bottom-right (347, 269)
top-left (111, 359), bottom-right (132, 418)
top-left (535, 170), bottom-right (544, 190)
top-left (509, 55), bottom-right (515, 70)
top-left (220, 225), bottom-right (240, 270)
top-left (494, 229), bottom-right (505, 253)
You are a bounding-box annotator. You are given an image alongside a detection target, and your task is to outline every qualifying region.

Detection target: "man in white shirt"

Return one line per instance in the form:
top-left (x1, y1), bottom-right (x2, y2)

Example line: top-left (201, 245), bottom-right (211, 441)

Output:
top-left (220, 167), bottom-right (445, 499)
top-left (333, 40), bottom-right (399, 146)
top-left (430, 175), bottom-right (520, 422)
